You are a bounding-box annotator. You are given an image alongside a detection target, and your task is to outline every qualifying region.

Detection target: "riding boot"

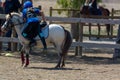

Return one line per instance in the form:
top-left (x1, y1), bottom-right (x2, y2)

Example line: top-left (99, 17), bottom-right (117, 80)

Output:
top-left (40, 37), bottom-right (47, 50)
top-left (38, 24), bottom-right (47, 50)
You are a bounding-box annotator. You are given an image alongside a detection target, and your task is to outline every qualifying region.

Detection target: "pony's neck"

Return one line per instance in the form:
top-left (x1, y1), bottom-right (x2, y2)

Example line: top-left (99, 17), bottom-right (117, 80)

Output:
top-left (14, 24), bottom-right (29, 43)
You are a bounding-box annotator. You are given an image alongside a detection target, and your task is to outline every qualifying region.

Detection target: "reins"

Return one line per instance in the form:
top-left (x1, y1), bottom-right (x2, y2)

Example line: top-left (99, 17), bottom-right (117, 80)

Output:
top-left (8, 13), bottom-right (25, 26)
top-left (10, 16), bottom-right (25, 27)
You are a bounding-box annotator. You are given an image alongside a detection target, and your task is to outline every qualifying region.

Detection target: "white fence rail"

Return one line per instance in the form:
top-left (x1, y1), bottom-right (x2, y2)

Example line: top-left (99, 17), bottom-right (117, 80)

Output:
top-left (1, 37), bottom-right (120, 48)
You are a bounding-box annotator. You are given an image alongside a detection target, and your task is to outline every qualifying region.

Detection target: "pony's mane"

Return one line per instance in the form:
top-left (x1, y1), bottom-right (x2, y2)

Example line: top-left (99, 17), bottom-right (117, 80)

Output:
top-left (6, 12), bottom-right (22, 19)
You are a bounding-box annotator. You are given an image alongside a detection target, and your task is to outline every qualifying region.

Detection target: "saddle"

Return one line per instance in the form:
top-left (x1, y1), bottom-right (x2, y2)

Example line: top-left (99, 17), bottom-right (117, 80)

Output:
top-left (22, 22), bottom-right (49, 47)
top-left (28, 25), bottom-right (49, 47)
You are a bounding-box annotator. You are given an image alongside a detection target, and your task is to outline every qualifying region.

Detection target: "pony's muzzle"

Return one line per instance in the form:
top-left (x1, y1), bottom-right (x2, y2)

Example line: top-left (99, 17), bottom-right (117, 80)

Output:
top-left (1, 25), bottom-right (7, 32)
top-left (1, 21), bottom-right (9, 32)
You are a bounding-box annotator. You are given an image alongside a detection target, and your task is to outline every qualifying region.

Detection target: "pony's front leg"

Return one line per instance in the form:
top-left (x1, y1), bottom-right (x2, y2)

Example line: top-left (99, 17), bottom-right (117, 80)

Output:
top-left (24, 54), bottom-right (29, 67)
top-left (24, 46), bottom-right (30, 67)
top-left (21, 51), bottom-right (25, 66)
top-left (20, 46), bottom-right (25, 66)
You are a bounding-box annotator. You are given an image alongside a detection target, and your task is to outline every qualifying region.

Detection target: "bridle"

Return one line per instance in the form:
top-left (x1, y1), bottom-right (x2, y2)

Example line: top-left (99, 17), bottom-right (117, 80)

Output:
top-left (9, 13), bottom-right (25, 26)
top-left (2, 13), bottom-right (24, 31)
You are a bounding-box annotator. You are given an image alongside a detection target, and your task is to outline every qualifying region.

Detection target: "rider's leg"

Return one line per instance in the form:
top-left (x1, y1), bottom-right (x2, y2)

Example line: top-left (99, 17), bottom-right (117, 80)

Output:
top-left (97, 9), bottom-right (102, 15)
top-left (88, 6), bottom-right (93, 15)
top-left (38, 24), bottom-right (47, 50)
top-left (22, 22), bottom-right (36, 47)
top-left (22, 23), bottom-right (30, 38)
top-left (40, 35), bottom-right (47, 50)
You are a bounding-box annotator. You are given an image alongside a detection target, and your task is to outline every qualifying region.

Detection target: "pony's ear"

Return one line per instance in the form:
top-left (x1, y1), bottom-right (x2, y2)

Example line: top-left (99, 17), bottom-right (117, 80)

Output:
top-left (9, 13), bottom-right (12, 18)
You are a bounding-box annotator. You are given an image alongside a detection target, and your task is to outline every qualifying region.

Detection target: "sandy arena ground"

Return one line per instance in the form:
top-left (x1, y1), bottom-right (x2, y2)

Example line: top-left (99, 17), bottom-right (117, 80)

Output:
top-left (0, 49), bottom-right (120, 80)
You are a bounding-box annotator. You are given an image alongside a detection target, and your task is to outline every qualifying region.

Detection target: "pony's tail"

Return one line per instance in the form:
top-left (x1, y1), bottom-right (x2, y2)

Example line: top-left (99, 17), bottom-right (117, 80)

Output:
top-left (62, 29), bottom-right (72, 55)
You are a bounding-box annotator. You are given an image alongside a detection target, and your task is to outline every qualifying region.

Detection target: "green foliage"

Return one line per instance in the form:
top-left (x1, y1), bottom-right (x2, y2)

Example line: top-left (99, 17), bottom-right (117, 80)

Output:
top-left (56, 0), bottom-right (102, 15)
top-left (57, 0), bottom-right (83, 9)
top-left (57, 0), bottom-right (102, 9)
top-left (97, 0), bottom-right (102, 2)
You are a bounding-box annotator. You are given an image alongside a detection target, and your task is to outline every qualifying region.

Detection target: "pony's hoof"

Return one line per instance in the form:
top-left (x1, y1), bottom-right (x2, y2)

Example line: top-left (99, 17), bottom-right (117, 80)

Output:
top-left (21, 64), bottom-right (24, 67)
top-left (21, 64), bottom-right (27, 68)
top-left (55, 65), bottom-right (60, 69)
top-left (61, 64), bottom-right (65, 68)
top-left (22, 63), bottom-right (29, 68)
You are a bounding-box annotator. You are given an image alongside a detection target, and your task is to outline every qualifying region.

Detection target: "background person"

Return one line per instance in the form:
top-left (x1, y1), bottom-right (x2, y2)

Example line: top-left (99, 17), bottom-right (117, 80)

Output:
top-left (3, 0), bottom-right (21, 51)
top-left (88, 0), bottom-right (102, 15)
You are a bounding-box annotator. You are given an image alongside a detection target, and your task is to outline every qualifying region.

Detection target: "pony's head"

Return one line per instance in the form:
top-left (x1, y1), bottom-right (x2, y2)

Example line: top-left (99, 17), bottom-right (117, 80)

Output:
top-left (1, 12), bottom-right (22, 32)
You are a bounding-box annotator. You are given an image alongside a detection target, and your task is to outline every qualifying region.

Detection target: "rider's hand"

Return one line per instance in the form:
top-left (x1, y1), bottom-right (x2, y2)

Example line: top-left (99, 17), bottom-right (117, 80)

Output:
top-left (42, 21), bottom-right (47, 25)
top-left (40, 21), bottom-right (47, 27)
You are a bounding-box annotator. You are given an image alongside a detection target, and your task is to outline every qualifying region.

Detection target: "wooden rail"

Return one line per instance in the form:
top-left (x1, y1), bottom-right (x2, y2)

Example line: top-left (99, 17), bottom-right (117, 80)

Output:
top-left (45, 16), bottom-right (120, 24)
top-left (0, 7), bottom-right (119, 56)
top-left (1, 37), bottom-right (120, 49)
top-left (1, 13), bottom-right (120, 56)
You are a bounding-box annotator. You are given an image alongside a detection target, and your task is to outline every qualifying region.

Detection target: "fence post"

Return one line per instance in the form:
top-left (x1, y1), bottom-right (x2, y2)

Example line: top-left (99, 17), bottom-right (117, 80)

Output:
top-left (78, 22), bottom-right (83, 56)
top-left (110, 8), bottom-right (114, 38)
top-left (49, 7), bottom-right (52, 24)
top-left (75, 40), bottom-right (79, 56)
top-left (49, 7), bottom-right (52, 17)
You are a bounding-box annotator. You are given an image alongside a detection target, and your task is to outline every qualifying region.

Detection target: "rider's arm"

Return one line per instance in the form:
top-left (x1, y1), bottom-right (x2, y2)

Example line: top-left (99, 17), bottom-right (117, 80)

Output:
top-left (91, 0), bottom-right (97, 7)
top-left (39, 10), bottom-right (46, 22)
top-left (34, 8), bottom-right (46, 22)
top-left (84, 0), bottom-right (89, 6)
top-left (89, 0), bottom-right (97, 8)
top-left (22, 9), bottom-right (27, 22)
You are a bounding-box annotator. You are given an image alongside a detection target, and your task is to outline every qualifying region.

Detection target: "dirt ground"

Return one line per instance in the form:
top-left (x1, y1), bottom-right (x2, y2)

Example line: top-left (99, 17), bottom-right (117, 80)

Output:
top-left (1, 49), bottom-right (120, 80)
top-left (1, 0), bottom-right (120, 80)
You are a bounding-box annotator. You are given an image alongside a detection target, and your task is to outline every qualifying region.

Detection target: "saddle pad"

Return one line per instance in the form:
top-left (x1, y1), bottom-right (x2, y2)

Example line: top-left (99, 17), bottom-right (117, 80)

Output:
top-left (41, 25), bottom-right (49, 39)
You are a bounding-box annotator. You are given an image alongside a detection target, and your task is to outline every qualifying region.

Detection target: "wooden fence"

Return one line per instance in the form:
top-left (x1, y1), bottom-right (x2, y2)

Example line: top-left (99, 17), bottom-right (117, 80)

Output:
top-left (49, 7), bottom-right (120, 39)
top-left (1, 14), bottom-right (120, 56)
top-left (0, 8), bottom-right (120, 56)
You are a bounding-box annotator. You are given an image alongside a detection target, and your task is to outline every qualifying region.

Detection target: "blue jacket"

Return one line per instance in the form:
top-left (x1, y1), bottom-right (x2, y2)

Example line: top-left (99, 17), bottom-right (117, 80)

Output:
top-left (22, 8), bottom-right (40, 23)
top-left (91, 0), bottom-right (97, 9)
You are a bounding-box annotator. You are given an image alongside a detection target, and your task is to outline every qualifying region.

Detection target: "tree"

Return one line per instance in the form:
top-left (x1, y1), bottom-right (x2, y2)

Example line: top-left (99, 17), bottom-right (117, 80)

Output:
top-left (57, 0), bottom-right (102, 9)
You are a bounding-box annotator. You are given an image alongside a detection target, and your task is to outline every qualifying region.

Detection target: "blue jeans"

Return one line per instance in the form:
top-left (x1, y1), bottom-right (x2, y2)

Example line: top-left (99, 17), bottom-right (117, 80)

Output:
top-left (89, 7), bottom-right (102, 15)
top-left (5, 30), bottom-right (12, 37)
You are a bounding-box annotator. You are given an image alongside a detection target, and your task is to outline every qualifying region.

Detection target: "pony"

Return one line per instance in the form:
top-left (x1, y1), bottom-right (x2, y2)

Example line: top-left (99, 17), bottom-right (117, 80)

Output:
top-left (80, 5), bottom-right (111, 39)
top-left (1, 12), bottom-right (72, 68)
